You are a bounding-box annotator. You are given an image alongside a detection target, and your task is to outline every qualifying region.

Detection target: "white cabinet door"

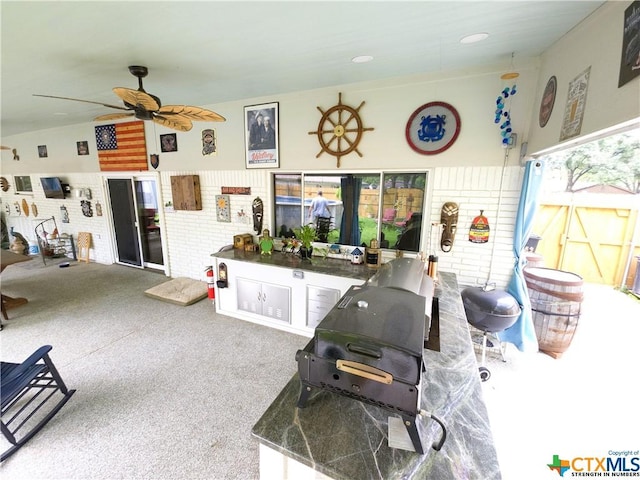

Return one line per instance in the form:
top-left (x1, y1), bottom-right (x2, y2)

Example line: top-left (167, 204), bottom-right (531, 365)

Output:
top-left (237, 278), bottom-right (262, 315)
top-left (262, 283), bottom-right (291, 323)
top-left (237, 277), bottom-right (291, 323)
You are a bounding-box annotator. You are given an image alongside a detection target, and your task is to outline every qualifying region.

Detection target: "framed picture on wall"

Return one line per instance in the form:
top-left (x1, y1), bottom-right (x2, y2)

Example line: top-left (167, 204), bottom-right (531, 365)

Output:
top-left (619, 0), bottom-right (640, 88)
top-left (14, 175), bottom-right (33, 193)
top-left (160, 133), bottom-right (178, 152)
top-left (77, 140), bottom-right (90, 155)
top-left (560, 66), bottom-right (591, 142)
top-left (244, 102), bottom-right (279, 169)
top-left (216, 194), bottom-right (231, 222)
top-left (202, 129), bottom-right (217, 156)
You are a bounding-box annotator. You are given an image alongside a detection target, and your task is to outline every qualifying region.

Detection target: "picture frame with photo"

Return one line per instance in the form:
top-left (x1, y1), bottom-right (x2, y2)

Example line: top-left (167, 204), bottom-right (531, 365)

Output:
top-left (38, 145), bottom-right (48, 158)
top-left (244, 102), bottom-right (279, 169)
top-left (77, 140), bottom-right (90, 155)
top-left (160, 133), bottom-right (178, 152)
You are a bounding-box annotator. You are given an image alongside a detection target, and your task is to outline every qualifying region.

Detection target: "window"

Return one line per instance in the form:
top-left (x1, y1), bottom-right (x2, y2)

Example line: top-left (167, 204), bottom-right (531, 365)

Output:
top-left (273, 171), bottom-right (428, 251)
top-left (14, 175), bottom-right (33, 193)
top-left (381, 173), bottom-right (426, 252)
top-left (273, 174), bottom-right (302, 238)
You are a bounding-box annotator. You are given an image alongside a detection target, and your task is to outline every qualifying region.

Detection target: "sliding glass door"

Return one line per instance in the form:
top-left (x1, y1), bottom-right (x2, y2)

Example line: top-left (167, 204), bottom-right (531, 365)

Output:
top-left (106, 176), bottom-right (164, 270)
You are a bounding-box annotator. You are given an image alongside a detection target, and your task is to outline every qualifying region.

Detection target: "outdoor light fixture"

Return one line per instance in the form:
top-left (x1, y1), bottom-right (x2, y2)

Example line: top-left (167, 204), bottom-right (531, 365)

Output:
top-left (351, 55), bottom-right (374, 63)
top-left (460, 33), bottom-right (489, 44)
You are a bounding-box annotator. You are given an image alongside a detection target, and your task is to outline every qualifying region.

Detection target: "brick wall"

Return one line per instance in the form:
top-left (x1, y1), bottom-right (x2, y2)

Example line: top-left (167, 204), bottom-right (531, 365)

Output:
top-left (2, 166), bottom-right (524, 288)
top-left (430, 165), bottom-right (522, 289)
top-left (159, 170), bottom-right (270, 280)
top-left (2, 172), bottom-right (113, 264)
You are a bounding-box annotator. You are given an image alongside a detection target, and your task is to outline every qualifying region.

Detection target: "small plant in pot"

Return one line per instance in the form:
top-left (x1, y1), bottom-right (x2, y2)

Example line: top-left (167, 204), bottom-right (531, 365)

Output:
top-left (293, 223), bottom-right (317, 259)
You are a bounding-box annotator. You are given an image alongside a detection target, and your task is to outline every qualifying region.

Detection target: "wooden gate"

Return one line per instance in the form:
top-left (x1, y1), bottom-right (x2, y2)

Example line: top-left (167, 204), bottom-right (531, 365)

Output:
top-left (532, 194), bottom-right (640, 286)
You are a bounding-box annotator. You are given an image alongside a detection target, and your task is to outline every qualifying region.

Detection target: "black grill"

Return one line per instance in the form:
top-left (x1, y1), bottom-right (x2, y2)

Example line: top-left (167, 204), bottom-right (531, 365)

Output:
top-left (295, 258), bottom-right (446, 454)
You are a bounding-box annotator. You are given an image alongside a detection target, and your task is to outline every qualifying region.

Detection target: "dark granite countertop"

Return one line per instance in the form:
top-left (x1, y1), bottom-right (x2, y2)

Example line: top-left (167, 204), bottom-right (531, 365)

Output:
top-left (212, 249), bottom-right (376, 282)
top-left (251, 271), bottom-right (501, 480)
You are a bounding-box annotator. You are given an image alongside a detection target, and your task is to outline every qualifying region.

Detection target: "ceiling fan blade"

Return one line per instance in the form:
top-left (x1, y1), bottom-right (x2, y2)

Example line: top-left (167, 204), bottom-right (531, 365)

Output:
top-left (94, 113), bottom-right (135, 121)
top-left (152, 114), bottom-right (193, 132)
top-left (158, 105), bottom-right (226, 122)
top-left (0, 146), bottom-right (10, 150)
top-left (113, 87), bottom-right (159, 111)
top-left (33, 94), bottom-right (131, 111)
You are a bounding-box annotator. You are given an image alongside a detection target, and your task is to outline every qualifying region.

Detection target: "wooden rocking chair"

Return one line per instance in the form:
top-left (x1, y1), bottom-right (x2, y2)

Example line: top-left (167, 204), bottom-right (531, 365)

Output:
top-left (1, 345), bottom-right (76, 462)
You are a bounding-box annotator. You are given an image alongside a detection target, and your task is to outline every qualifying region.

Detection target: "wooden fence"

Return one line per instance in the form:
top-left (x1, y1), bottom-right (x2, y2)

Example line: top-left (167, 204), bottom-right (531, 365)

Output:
top-left (532, 193), bottom-right (640, 287)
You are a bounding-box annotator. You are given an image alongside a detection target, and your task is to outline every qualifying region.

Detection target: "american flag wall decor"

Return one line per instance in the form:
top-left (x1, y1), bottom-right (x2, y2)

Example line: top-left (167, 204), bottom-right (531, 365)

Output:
top-left (95, 120), bottom-right (148, 171)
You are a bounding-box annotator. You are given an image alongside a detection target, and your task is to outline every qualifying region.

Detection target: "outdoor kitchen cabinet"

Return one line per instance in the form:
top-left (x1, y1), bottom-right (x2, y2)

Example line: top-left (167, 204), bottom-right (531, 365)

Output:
top-left (307, 285), bottom-right (341, 329)
top-left (212, 250), bottom-right (373, 337)
top-left (237, 278), bottom-right (290, 323)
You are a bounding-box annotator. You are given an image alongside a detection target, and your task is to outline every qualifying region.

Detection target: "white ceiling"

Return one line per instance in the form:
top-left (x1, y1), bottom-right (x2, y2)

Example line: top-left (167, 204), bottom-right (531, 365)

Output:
top-left (1, 1), bottom-right (605, 138)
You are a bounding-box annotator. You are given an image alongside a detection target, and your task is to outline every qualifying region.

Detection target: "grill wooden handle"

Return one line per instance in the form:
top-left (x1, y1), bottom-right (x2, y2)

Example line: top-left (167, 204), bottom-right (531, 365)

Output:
top-left (336, 360), bottom-right (393, 384)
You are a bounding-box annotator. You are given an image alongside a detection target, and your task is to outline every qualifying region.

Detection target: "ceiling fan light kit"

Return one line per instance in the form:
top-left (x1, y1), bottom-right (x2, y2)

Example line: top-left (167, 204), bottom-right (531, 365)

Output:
top-left (34, 66), bottom-right (226, 132)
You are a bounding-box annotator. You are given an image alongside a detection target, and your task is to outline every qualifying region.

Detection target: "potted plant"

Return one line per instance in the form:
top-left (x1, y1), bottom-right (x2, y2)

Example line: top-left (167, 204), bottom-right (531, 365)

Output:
top-left (293, 223), bottom-right (317, 259)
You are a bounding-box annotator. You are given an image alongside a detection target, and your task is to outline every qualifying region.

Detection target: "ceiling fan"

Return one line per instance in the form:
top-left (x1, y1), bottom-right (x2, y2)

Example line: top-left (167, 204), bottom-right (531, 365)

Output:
top-left (1, 146), bottom-right (20, 160)
top-left (34, 66), bottom-right (226, 132)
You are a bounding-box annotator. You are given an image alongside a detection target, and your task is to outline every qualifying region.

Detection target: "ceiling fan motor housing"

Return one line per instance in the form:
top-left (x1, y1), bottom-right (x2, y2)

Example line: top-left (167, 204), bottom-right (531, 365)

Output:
top-left (128, 65), bottom-right (149, 78)
top-left (126, 65), bottom-right (163, 109)
top-left (131, 106), bottom-right (154, 120)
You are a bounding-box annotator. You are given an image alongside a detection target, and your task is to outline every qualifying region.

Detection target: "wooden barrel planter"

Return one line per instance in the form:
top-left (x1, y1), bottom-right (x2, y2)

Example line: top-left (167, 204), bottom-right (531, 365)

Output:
top-left (524, 267), bottom-right (584, 359)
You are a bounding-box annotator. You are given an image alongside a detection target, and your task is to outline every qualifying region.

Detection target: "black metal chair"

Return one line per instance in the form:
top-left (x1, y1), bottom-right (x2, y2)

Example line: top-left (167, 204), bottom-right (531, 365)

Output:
top-left (1, 345), bottom-right (76, 462)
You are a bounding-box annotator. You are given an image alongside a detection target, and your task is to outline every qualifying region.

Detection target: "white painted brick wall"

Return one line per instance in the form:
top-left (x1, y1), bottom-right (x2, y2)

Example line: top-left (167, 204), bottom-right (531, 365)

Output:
top-left (430, 165), bottom-right (523, 289)
top-left (2, 166), bottom-right (525, 288)
top-left (159, 170), bottom-right (270, 280)
top-left (2, 172), bottom-right (113, 264)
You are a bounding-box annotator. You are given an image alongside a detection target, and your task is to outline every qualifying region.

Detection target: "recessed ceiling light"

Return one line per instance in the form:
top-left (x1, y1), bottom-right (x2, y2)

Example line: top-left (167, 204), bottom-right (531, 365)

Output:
top-left (53, 112), bottom-right (68, 116)
top-left (352, 55), bottom-right (374, 64)
top-left (460, 33), bottom-right (489, 44)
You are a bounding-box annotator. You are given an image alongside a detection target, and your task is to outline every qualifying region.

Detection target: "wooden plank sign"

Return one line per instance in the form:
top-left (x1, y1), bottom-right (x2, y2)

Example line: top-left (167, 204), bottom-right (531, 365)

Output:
top-left (221, 187), bottom-right (251, 195)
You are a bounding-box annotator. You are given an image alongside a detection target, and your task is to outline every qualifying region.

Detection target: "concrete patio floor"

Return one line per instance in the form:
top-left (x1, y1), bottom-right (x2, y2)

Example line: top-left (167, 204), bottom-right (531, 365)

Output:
top-left (474, 283), bottom-right (640, 479)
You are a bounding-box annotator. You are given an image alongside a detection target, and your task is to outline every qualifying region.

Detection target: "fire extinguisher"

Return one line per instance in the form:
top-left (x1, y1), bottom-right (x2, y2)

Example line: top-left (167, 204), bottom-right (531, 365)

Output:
top-left (205, 266), bottom-right (215, 301)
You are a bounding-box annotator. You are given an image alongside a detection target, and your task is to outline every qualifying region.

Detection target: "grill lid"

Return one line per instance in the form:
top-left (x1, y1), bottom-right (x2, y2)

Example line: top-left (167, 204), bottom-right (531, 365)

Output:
top-left (315, 285), bottom-right (425, 357)
top-left (461, 286), bottom-right (521, 317)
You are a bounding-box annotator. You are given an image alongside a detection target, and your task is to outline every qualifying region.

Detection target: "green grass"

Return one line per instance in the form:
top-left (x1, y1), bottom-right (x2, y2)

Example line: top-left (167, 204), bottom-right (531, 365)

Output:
top-left (325, 217), bottom-right (400, 248)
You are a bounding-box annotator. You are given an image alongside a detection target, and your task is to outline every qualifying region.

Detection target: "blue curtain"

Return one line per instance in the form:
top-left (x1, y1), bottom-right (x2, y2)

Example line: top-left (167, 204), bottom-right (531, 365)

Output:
top-left (501, 159), bottom-right (545, 352)
top-left (339, 176), bottom-right (362, 246)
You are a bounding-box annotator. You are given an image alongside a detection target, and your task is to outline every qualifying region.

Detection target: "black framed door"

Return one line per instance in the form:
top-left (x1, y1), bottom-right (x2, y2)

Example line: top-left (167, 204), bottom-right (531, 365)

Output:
top-left (107, 178), bottom-right (142, 267)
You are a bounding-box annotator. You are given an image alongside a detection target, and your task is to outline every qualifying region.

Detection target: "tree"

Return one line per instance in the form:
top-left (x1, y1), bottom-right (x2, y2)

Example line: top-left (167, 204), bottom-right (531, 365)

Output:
top-left (546, 131), bottom-right (640, 193)
top-left (606, 133), bottom-right (640, 193)
top-left (552, 142), bottom-right (606, 191)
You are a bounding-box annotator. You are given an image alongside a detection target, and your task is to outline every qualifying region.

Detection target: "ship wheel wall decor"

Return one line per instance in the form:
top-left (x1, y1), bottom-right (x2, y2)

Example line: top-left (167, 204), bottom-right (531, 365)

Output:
top-left (308, 92), bottom-right (374, 167)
